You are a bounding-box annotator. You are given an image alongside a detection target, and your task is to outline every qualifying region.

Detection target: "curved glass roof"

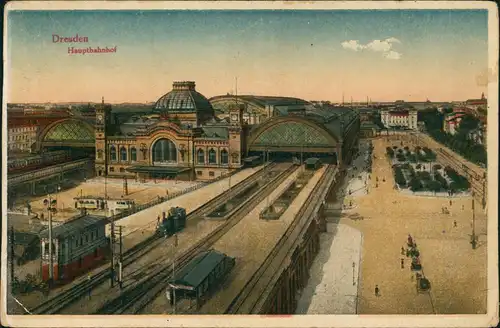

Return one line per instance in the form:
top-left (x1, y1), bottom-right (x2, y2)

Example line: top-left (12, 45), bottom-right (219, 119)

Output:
top-left (154, 81), bottom-right (214, 114)
top-left (43, 120), bottom-right (95, 142)
top-left (253, 121), bottom-right (332, 147)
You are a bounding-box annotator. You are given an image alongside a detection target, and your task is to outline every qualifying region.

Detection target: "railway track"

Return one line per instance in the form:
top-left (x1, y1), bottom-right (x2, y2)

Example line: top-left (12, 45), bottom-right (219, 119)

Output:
top-left (95, 163), bottom-right (298, 314)
top-left (226, 165), bottom-right (337, 314)
top-left (30, 163), bottom-right (276, 315)
top-left (435, 147), bottom-right (486, 204)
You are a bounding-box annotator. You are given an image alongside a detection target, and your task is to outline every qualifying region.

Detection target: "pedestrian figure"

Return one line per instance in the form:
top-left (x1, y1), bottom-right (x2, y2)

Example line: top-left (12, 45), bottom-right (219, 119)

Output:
top-left (401, 258), bottom-right (404, 269)
top-left (462, 205), bottom-right (464, 210)
top-left (375, 285), bottom-right (380, 297)
top-left (449, 200), bottom-right (452, 206)
top-left (453, 220), bottom-right (457, 228)
top-left (401, 246), bottom-right (405, 255)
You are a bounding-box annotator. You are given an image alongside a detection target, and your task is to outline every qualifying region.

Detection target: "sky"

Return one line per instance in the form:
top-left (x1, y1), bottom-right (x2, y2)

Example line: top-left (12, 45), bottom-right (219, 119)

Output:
top-left (6, 9), bottom-right (489, 103)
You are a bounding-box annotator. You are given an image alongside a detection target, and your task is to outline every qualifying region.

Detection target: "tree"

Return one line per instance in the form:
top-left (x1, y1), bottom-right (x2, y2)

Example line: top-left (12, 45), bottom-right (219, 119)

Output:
top-left (394, 167), bottom-right (407, 187)
top-left (434, 172), bottom-right (448, 189)
top-left (409, 178), bottom-right (423, 191)
top-left (416, 164), bottom-right (422, 170)
top-left (427, 180), bottom-right (442, 193)
top-left (419, 171), bottom-right (432, 181)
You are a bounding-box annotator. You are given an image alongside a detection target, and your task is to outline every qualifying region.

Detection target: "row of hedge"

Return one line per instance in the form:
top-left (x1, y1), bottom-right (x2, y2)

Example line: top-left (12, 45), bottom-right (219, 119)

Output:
top-left (393, 164), bottom-right (468, 193)
top-left (444, 166), bottom-right (470, 190)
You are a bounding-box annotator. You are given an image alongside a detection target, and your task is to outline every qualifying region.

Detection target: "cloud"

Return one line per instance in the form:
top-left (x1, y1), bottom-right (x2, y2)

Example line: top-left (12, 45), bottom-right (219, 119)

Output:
top-left (385, 37), bottom-right (401, 44)
top-left (384, 50), bottom-right (402, 60)
top-left (365, 39), bottom-right (394, 52)
top-left (341, 37), bottom-right (402, 60)
top-left (341, 40), bottom-right (365, 51)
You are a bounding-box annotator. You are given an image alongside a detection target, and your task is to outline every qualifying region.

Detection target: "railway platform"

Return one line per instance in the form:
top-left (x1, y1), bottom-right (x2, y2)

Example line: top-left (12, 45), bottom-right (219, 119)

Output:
top-left (193, 166), bottom-right (329, 314)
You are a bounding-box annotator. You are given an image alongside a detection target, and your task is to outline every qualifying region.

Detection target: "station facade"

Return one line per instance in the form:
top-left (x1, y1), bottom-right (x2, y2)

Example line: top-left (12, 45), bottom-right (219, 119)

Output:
top-left (95, 81), bottom-right (247, 181)
top-left (28, 81), bottom-right (360, 182)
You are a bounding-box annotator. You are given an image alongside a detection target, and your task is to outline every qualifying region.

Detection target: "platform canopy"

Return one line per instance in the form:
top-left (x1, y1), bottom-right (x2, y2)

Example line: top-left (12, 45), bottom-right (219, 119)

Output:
top-left (126, 166), bottom-right (191, 174)
top-left (168, 250), bottom-right (228, 291)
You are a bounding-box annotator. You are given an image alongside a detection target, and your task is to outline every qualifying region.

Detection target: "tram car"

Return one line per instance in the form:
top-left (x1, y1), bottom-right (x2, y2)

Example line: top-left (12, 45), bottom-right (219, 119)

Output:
top-left (156, 207), bottom-right (187, 237)
top-left (74, 197), bottom-right (106, 210)
top-left (111, 200), bottom-right (135, 210)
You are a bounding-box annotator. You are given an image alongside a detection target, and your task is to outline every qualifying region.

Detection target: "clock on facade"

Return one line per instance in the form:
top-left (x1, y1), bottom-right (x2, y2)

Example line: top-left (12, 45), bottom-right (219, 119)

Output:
top-left (231, 114), bottom-right (238, 121)
top-left (97, 114), bottom-right (103, 123)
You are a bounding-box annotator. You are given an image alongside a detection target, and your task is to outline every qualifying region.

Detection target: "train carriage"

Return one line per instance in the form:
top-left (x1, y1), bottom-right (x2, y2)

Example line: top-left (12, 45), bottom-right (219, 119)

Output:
top-left (243, 155), bottom-right (262, 167)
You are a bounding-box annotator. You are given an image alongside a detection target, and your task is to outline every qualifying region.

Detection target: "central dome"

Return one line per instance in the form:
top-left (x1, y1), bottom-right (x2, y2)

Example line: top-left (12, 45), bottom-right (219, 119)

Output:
top-left (154, 81), bottom-right (214, 114)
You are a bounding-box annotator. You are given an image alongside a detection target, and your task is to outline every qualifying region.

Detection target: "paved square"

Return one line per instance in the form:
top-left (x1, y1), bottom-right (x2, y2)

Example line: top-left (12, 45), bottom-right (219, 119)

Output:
top-left (337, 138), bottom-right (487, 314)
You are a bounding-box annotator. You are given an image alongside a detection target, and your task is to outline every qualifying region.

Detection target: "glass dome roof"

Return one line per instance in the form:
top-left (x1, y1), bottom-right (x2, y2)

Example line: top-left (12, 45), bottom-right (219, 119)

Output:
top-left (154, 81), bottom-right (214, 114)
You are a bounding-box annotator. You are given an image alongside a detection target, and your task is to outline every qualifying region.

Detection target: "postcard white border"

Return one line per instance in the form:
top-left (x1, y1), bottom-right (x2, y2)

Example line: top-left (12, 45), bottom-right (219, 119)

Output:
top-left (2, 1), bottom-right (498, 327)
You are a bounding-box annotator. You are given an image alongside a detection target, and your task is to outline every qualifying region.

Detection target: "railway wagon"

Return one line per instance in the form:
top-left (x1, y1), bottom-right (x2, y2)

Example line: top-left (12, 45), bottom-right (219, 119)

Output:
top-left (156, 207), bottom-right (187, 237)
top-left (40, 214), bottom-right (109, 283)
top-left (8, 150), bottom-right (71, 174)
top-left (167, 249), bottom-right (236, 308)
top-left (243, 155), bottom-right (262, 167)
top-left (304, 157), bottom-right (322, 170)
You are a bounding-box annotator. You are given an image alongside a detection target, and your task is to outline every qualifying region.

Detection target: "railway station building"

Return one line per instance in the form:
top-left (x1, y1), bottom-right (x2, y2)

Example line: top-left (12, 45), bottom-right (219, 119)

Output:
top-left (26, 81), bottom-right (360, 183)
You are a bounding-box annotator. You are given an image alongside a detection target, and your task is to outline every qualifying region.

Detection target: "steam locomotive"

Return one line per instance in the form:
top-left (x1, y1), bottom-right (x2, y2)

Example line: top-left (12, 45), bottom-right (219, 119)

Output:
top-left (156, 207), bottom-right (187, 237)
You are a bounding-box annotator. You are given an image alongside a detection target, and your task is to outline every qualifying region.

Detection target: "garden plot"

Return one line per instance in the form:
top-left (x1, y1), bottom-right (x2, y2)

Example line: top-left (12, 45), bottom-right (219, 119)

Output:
top-left (387, 145), bottom-right (471, 196)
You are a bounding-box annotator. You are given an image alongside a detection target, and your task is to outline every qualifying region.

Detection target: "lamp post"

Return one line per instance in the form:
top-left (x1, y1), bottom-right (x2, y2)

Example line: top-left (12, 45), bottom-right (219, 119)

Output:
top-left (471, 191), bottom-right (477, 249)
top-left (43, 195), bottom-right (57, 287)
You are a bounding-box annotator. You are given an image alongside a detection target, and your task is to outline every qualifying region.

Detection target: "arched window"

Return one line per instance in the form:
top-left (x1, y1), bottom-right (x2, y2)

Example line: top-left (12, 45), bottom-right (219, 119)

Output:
top-left (110, 146), bottom-right (117, 161)
top-left (130, 147), bottom-right (137, 161)
top-left (120, 147), bottom-right (127, 161)
top-left (197, 149), bottom-right (205, 164)
top-left (220, 149), bottom-right (229, 165)
top-left (208, 149), bottom-right (217, 164)
top-left (153, 138), bottom-right (177, 163)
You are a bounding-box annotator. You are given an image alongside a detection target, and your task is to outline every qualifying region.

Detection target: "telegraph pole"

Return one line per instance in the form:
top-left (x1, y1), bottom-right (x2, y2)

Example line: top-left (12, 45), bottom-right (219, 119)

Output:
top-left (471, 191), bottom-right (477, 249)
top-left (482, 172), bottom-right (486, 209)
top-left (45, 195), bottom-right (54, 287)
